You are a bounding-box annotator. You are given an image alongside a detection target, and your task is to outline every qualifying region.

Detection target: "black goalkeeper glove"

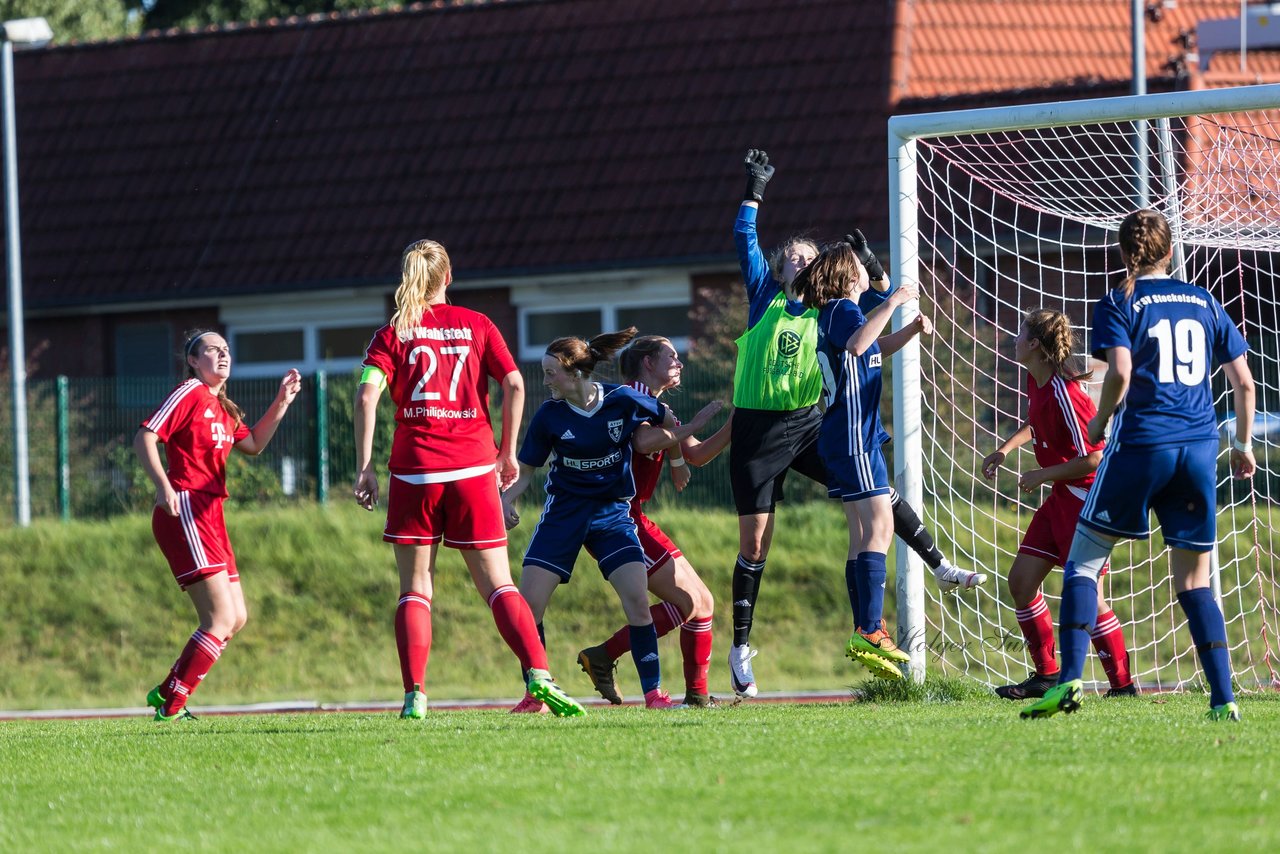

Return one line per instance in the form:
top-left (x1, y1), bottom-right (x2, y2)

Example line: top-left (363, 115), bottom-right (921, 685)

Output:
top-left (845, 230), bottom-right (885, 281)
top-left (743, 149), bottom-right (775, 202)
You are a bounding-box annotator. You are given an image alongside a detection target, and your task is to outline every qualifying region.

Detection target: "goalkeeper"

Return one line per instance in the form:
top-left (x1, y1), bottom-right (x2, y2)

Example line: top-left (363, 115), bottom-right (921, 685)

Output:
top-left (727, 149), bottom-right (984, 698)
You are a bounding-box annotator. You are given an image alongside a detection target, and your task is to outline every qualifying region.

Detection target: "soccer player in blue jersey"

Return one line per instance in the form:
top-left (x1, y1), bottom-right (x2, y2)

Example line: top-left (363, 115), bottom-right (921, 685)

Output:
top-left (793, 241), bottom-right (932, 679)
top-left (729, 149), bottom-right (982, 697)
top-left (502, 328), bottom-right (723, 710)
top-left (1022, 209), bottom-right (1256, 722)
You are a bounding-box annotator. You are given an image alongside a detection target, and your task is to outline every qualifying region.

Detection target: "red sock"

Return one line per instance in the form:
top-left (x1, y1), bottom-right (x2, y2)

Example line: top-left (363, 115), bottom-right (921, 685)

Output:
top-left (1091, 609), bottom-right (1132, 688)
top-left (162, 629), bottom-right (224, 715)
top-left (680, 616), bottom-right (713, 695)
top-left (488, 585), bottom-right (548, 672)
top-left (603, 601), bottom-right (686, 660)
top-left (1015, 592), bottom-right (1059, 677)
top-left (395, 593), bottom-right (432, 692)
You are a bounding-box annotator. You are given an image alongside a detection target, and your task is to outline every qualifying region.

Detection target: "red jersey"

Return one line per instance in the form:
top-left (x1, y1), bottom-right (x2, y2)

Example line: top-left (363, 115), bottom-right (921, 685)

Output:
top-left (628, 381), bottom-right (666, 504)
top-left (1025, 372), bottom-right (1104, 489)
top-left (142, 379), bottom-right (251, 497)
top-left (362, 304), bottom-right (517, 474)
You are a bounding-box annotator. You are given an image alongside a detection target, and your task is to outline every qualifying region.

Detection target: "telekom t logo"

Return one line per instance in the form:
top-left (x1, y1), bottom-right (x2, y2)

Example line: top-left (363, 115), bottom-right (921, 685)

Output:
top-left (210, 422), bottom-right (230, 449)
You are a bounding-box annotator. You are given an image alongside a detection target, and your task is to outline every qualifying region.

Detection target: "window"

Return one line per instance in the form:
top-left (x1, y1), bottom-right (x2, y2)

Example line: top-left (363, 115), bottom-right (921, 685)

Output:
top-left (512, 276), bottom-right (692, 361)
top-left (524, 310), bottom-right (603, 354)
top-left (234, 330), bottom-right (305, 364)
top-left (115, 322), bottom-right (173, 408)
top-left (222, 296), bottom-right (386, 378)
top-left (617, 304), bottom-right (690, 339)
top-left (317, 325), bottom-right (375, 360)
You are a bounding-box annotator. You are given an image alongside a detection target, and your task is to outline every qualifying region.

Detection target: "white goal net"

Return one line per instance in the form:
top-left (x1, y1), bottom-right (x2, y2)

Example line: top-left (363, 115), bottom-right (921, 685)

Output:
top-left (890, 84), bottom-right (1280, 692)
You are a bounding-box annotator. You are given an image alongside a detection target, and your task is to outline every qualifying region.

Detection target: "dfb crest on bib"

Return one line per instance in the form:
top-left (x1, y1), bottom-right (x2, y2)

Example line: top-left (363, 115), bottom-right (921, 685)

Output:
top-left (607, 419), bottom-right (624, 442)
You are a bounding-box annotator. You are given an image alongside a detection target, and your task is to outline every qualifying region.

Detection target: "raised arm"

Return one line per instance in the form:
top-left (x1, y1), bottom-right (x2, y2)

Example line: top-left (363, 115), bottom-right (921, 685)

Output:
top-left (236, 369), bottom-right (302, 456)
top-left (632, 400), bottom-right (725, 455)
top-left (847, 281), bottom-right (919, 356)
top-left (682, 409), bottom-right (734, 467)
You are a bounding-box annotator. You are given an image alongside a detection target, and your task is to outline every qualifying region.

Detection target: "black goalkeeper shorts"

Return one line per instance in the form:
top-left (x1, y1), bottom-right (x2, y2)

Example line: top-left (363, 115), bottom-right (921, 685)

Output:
top-left (729, 405), bottom-right (827, 516)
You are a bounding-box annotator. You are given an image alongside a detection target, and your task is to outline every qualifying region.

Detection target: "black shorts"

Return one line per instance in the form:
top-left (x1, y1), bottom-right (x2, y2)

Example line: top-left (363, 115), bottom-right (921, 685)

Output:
top-left (729, 406), bottom-right (827, 516)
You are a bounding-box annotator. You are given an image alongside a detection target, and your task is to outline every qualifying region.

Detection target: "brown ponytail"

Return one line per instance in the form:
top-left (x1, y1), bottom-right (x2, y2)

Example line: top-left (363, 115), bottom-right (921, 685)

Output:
top-left (545, 327), bottom-right (639, 378)
top-left (1023, 309), bottom-right (1091, 382)
top-left (1117, 209), bottom-right (1172, 297)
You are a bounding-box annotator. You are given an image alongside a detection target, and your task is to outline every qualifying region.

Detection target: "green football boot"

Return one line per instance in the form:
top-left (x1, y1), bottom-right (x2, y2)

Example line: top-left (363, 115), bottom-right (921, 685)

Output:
top-left (1207, 701), bottom-right (1241, 722)
top-left (526, 668), bottom-right (586, 718)
top-left (1020, 679), bottom-right (1083, 719)
top-left (844, 635), bottom-right (904, 680)
top-left (154, 707), bottom-right (198, 722)
top-left (146, 684), bottom-right (166, 710)
top-left (401, 684), bottom-right (427, 719)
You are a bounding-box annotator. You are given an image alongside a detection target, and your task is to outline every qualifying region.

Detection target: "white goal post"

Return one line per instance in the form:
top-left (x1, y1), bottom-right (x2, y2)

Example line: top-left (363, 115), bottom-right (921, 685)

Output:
top-left (888, 83), bottom-right (1280, 688)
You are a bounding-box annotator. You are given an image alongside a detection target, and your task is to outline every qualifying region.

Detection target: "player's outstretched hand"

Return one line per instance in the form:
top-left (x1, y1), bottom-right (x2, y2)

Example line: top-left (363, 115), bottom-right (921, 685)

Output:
top-left (743, 149), bottom-right (775, 202)
top-left (980, 451), bottom-right (1005, 480)
top-left (689, 399), bottom-right (725, 431)
top-left (353, 466), bottom-right (379, 511)
top-left (893, 279), bottom-right (920, 305)
top-left (912, 313), bottom-right (933, 336)
top-left (844, 230), bottom-right (886, 281)
top-left (276, 368), bottom-right (303, 406)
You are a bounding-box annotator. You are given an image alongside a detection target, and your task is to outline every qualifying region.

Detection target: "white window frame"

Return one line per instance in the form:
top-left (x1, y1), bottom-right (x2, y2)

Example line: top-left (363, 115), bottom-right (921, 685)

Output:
top-left (222, 296), bottom-right (386, 378)
top-left (512, 276), bottom-right (691, 361)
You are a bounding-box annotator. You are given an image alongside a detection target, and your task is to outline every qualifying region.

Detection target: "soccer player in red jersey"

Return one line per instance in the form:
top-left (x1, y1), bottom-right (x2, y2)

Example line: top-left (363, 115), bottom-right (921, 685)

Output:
top-left (981, 309), bottom-right (1135, 700)
top-left (136, 329), bottom-right (302, 721)
top-left (576, 336), bottom-right (732, 707)
top-left (354, 239), bottom-right (582, 718)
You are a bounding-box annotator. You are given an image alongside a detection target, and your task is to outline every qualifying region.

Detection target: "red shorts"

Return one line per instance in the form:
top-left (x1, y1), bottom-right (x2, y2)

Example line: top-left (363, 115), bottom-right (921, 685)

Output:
top-left (152, 490), bottom-right (239, 590)
top-left (630, 504), bottom-right (683, 576)
top-left (1019, 485), bottom-right (1108, 576)
top-left (385, 469), bottom-right (507, 549)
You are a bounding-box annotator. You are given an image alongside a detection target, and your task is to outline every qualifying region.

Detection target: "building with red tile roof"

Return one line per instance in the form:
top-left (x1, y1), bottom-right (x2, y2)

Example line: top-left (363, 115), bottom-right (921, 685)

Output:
top-left (1, 0), bottom-right (1275, 379)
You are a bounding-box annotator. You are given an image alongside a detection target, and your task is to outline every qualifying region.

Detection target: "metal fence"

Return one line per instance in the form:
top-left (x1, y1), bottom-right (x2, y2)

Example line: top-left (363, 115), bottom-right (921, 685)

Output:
top-left (0, 360), bottom-right (758, 524)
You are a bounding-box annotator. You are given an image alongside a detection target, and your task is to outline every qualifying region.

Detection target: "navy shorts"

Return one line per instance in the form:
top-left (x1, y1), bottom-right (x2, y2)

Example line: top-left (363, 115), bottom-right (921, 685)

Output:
top-left (524, 493), bottom-right (645, 582)
top-left (823, 445), bottom-right (890, 502)
top-left (1080, 439), bottom-right (1218, 552)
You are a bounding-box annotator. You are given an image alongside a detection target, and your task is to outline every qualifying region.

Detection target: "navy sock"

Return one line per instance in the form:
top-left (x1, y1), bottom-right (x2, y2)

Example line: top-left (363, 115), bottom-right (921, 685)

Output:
top-left (1058, 574), bottom-right (1098, 683)
top-left (844, 559), bottom-right (861, 629)
top-left (1177, 588), bottom-right (1235, 707)
top-left (629, 623), bottom-right (662, 694)
top-left (854, 552), bottom-right (888, 631)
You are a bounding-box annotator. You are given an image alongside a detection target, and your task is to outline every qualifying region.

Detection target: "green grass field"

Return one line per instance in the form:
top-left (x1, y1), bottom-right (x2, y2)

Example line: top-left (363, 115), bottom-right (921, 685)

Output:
top-left (2, 691), bottom-right (1277, 851)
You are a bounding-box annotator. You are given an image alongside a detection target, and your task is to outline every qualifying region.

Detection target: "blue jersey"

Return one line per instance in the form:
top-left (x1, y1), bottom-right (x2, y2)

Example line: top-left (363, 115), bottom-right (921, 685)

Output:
top-left (1091, 275), bottom-right (1248, 448)
top-left (858, 279), bottom-right (897, 315)
top-left (816, 298), bottom-right (890, 458)
top-left (518, 383), bottom-right (667, 500)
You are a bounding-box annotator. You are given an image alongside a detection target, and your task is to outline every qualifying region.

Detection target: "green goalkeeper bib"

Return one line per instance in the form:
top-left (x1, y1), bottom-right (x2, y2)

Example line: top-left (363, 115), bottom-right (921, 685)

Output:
top-left (733, 292), bottom-right (821, 410)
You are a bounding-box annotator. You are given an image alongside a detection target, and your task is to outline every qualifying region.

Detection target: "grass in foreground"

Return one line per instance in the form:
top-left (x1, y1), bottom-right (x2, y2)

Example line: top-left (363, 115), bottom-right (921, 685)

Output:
top-left (2, 692), bottom-right (1277, 852)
